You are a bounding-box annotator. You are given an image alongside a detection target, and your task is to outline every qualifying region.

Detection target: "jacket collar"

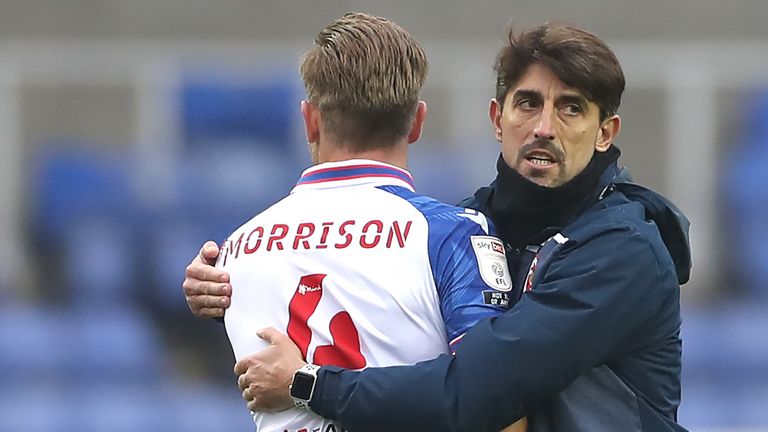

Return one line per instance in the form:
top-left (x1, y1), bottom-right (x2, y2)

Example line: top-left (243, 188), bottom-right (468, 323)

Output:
top-left (489, 147), bottom-right (622, 247)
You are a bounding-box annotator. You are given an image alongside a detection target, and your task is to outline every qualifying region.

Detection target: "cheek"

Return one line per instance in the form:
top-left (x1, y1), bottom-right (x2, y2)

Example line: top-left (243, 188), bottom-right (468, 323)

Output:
top-left (500, 117), bottom-right (530, 162)
top-left (501, 114), bottom-right (531, 143)
top-left (561, 123), bottom-right (594, 152)
top-left (559, 126), bottom-right (595, 164)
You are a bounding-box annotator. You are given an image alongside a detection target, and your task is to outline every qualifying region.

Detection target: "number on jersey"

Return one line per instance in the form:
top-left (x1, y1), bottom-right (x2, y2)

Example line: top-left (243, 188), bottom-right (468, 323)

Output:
top-left (286, 274), bottom-right (367, 369)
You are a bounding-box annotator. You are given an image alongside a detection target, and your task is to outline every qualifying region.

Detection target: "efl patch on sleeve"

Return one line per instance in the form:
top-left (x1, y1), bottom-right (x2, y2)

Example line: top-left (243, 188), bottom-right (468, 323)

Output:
top-left (470, 236), bottom-right (512, 292)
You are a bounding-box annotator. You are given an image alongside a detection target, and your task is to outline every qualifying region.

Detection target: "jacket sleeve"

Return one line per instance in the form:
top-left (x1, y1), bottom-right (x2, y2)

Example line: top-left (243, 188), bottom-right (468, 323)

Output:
top-left (309, 225), bottom-right (672, 432)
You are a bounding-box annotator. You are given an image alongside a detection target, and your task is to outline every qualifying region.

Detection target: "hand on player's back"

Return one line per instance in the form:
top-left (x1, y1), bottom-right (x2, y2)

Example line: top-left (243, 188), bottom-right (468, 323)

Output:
top-left (235, 327), bottom-right (306, 412)
top-left (183, 240), bottom-right (232, 318)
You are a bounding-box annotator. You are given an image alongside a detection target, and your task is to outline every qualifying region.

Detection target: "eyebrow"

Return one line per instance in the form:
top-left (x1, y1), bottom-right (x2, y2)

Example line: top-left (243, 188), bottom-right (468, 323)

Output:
top-left (511, 89), bottom-right (541, 102)
top-left (558, 93), bottom-right (589, 107)
top-left (511, 89), bottom-right (589, 107)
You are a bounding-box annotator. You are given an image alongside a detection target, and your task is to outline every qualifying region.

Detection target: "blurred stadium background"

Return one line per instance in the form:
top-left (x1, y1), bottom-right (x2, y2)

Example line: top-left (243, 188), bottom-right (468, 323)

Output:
top-left (0, 0), bottom-right (767, 430)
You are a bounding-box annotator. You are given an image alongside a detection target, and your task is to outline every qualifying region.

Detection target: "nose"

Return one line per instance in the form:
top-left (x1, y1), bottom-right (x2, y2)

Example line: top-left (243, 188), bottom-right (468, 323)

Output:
top-left (534, 104), bottom-right (556, 140)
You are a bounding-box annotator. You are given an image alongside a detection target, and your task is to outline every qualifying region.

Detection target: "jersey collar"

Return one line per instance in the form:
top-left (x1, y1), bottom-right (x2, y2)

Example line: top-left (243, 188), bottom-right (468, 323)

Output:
top-left (291, 159), bottom-right (415, 193)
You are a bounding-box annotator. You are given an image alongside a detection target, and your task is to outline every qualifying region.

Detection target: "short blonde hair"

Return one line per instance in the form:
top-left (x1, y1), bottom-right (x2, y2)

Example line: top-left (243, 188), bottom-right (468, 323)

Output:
top-left (300, 12), bottom-right (428, 150)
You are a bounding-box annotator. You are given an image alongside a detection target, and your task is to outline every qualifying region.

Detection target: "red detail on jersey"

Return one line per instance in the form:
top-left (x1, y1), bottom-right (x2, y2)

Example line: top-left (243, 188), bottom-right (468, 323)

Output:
top-left (218, 242), bottom-right (229, 267)
top-left (286, 274), bottom-right (367, 369)
top-left (524, 256), bottom-right (538, 293)
top-left (267, 224), bottom-right (289, 251)
top-left (360, 220), bottom-right (384, 248)
top-left (306, 163), bottom-right (411, 177)
top-left (225, 219), bottom-right (414, 261)
top-left (316, 222), bottom-right (333, 249)
top-left (296, 163), bottom-right (414, 189)
top-left (492, 242), bottom-right (504, 254)
top-left (244, 226), bottom-right (264, 254)
top-left (298, 172), bottom-right (411, 186)
top-left (385, 220), bottom-right (412, 248)
top-left (224, 232), bottom-right (244, 266)
top-left (335, 220), bottom-right (355, 249)
top-left (314, 311), bottom-right (367, 369)
top-left (287, 274), bottom-right (326, 359)
top-left (293, 223), bottom-right (316, 250)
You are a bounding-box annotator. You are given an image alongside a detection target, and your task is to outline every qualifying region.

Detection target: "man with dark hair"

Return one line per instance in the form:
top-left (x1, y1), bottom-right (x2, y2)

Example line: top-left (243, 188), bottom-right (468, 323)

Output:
top-left (184, 22), bottom-right (690, 431)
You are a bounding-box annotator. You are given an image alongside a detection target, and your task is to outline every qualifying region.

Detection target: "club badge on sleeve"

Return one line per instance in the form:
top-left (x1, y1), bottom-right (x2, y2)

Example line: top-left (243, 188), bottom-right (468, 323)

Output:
top-left (470, 236), bottom-right (512, 292)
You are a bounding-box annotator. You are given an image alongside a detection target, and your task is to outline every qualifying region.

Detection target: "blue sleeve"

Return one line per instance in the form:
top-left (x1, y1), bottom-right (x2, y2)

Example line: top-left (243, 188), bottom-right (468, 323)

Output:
top-left (427, 210), bottom-right (511, 350)
top-left (309, 226), bottom-right (675, 431)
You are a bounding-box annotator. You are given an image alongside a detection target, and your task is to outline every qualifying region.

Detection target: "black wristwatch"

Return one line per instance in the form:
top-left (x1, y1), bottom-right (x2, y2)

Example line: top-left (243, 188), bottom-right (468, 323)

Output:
top-left (290, 364), bottom-right (320, 409)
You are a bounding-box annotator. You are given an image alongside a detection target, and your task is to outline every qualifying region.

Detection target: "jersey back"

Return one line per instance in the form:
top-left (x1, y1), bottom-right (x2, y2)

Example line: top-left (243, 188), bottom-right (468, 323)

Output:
top-left (218, 160), bottom-right (511, 432)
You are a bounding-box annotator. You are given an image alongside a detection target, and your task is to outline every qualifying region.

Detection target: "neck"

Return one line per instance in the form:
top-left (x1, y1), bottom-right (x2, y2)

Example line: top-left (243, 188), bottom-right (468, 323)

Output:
top-left (316, 141), bottom-right (409, 170)
top-left (490, 146), bottom-right (621, 246)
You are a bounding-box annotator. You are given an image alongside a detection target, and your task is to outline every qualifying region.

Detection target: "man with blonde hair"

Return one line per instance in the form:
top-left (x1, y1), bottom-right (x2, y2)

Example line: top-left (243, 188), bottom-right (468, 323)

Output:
top-left (216, 12), bottom-right (522, 432)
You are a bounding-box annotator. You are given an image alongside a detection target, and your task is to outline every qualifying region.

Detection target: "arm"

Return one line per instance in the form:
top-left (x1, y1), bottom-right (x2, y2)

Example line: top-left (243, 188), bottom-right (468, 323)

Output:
top-left (431, 214), bottom-right (512, 350)
top-left (433, 215), bottom-right (526, 431)
top-left (182, 240), bottom-right (232, 318)
top-left (310, 227), bottom-right (668, 431)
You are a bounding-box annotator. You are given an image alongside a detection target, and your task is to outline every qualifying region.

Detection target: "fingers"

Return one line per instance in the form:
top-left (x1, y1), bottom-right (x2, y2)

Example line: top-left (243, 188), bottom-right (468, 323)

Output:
top-left (185, 261), bottom-right (230, 284)
top-left (242, 386), bottom-right (253, 402)
top-left (233, 352), bottom-right (299, 412)
top-left (187, 294), bottom-right (229, 308)
top-left (238, 372), bottom-right (247, 391)
top-left (183, 275), bottom-right (231, 317)
top-left (234, 356), bottom-right (254, 375)
top-left (193, 307), bottom-right (225, 318)
top-left (256, 327), bottom-right (284, 345)
top-left (247, 399), bottom-right (262, 412)
top-left (183, 279), bottom-right (231, 298)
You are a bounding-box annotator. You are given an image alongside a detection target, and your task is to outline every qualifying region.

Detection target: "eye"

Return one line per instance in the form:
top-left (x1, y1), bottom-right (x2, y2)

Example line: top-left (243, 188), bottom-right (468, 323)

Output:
top-left (516, 98), bottom-right (538, 110)
top-left (561, 103), bottom-right (583, 116)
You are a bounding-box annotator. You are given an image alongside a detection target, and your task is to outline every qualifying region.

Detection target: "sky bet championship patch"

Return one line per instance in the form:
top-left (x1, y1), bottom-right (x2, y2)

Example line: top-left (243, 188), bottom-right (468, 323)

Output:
top-left (470, 235), bottom-right (512, 292)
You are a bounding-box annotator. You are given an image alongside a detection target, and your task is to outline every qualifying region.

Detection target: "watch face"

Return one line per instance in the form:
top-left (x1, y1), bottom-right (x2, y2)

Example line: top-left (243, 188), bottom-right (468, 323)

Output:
top-left (291, 372), bottom-right (315, 400)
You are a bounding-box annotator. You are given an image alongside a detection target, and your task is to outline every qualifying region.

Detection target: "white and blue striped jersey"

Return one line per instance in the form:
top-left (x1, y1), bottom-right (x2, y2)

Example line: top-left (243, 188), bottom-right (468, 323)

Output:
top-left (218, 159), bottom-right (511, 432)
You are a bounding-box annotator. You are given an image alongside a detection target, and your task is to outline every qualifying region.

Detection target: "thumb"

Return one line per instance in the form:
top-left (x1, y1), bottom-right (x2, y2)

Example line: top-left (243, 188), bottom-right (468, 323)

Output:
top-left (199, 240), bottom-right (221, 264)
top-left (257, 327), bottom-right (287, 346)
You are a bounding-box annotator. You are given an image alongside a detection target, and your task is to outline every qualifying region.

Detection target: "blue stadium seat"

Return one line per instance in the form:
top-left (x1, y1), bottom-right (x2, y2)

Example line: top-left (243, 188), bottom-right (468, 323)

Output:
top-left (722, 87), bottom-right (768, 301)
top-left (0, 382), bottom-right (76, 432)
top-left (682, 302), bottom-right (768, 380)
top-left (0, 304), bottom-right (163, 386)
top-left (62, 216), bottom-right (137, 309)
top-left (160, 381), bottom-right (254, 431)
top-left (32, 146), bottom-right (136, 243)
top-left (681, 301), bottom-right (768, 427)
top-left (409, 142), bottom-right (481, 204)
top-left (179, 68), bottom-right (301, 149)
top-left (145, 145), bottom-right (301, 312)
top-left (0, 304), bottom-right (70, 384)
top-left (65, 307), bottom-right (164, 384)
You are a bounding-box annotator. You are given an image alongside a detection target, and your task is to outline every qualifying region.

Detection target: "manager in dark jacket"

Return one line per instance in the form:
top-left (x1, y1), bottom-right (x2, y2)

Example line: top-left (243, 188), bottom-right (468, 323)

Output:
top-left (184, 22), bottom-right (691, 432)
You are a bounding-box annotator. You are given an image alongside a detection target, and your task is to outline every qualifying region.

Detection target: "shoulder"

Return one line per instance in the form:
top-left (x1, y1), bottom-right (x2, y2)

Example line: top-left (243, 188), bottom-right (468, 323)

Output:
top-left (456, 185), bottom-right (493, 214)
top-left (377, 185), bottom-right (493, 235)
top-left (558, 192), bottom-right (676, 280)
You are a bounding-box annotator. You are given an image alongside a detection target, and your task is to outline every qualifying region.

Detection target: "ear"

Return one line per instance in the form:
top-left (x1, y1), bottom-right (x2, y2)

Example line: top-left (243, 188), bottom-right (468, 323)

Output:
top-left (301, 100), bottom-right (320, 144)
top-left (406, 101), bottom-right (428, 144)
top-left (595, 114), bottom-right (621, 152)
top-left (489, 98), bottom-right (503, 143)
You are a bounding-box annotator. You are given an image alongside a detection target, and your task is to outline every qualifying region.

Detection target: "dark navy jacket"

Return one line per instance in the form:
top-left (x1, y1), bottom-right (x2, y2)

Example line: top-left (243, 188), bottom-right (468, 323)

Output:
top-left (309, 163), bottom-right (692, 432)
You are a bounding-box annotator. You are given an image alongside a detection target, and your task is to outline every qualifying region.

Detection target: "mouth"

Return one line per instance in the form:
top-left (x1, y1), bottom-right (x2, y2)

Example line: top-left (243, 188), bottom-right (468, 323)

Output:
top-left (523, 150), bottom-right (558, 168)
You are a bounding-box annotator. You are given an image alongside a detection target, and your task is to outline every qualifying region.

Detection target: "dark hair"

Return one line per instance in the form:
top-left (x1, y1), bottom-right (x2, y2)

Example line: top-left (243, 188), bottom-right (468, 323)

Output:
top-left (494, 22), bottom-right (625, 120)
